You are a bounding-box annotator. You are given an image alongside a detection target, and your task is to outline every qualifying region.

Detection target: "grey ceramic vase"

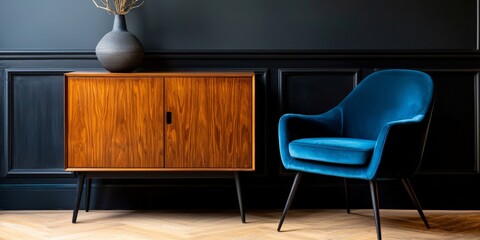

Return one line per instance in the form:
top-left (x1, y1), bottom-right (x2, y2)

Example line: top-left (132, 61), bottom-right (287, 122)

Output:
top-left (95, 14), bottom-right (144, 73)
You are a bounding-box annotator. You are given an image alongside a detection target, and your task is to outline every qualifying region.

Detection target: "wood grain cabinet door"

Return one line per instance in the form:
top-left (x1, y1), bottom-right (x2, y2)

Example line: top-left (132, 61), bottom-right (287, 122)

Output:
top-left (165, 75), bottom-right (254, 170)
top-left (65, 76), bottom-right (165, 169)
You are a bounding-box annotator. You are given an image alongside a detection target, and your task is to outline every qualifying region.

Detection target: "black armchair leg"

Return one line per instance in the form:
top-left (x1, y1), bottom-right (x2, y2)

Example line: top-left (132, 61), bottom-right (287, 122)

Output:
top-left (277, 172), bottom-right (302, 232)
top-left (85, 178), bottom-right (92, 212)
top-left (369, 180), bottom-right (382, 240)
top-left (401, 178), bottom-right (430, 229)
top-left (344, 178), bottom-right (350, 214)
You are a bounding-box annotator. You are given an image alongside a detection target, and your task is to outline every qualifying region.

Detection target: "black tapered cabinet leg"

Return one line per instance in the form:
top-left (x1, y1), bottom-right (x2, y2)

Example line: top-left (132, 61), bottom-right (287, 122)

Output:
top-left (344, 178), bottom-right (350, 214)
top-left (369, 180), bottom-right (382, 240)
top-left (401, 178), bottom-right (430, 229)
top-left (277, 172), bottom-right (302, 232)
top-left (72, 172), bottom-right (86, 223)
top-left (85, 178), bottom-right (92, 212)
top-left (234, 172), bottom-right (246, 223)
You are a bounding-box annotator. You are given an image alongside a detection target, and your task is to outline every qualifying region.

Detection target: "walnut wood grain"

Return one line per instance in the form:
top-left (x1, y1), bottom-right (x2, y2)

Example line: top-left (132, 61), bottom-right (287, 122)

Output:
top-left (65, 72), bottom-right (254, 171)
top-left (164, 77), bottom-right (214, 168)
top-left (165, 76), bottom-right (254, 169)
top-left (65, 76), bottom-right (164, 169)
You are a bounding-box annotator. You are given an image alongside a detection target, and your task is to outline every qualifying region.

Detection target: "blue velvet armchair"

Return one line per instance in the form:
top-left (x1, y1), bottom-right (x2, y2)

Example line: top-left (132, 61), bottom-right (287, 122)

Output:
top-left (277, 69), bottom-right (434, 240)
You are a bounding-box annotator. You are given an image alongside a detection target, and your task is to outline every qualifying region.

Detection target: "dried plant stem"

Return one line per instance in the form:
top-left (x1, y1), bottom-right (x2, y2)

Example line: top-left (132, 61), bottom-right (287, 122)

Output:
top-left (92, 0), bottom-right (144, 15)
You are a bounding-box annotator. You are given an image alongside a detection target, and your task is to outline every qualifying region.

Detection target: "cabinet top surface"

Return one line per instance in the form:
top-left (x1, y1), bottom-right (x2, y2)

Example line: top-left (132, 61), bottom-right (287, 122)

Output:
top-left (65, 71), bottom-right (255, 78)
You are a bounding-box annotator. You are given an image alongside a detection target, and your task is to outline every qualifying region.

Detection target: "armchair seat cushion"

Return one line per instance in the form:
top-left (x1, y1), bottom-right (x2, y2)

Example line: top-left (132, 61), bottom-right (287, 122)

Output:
top-left (288, 137), bottom-right (376, 165)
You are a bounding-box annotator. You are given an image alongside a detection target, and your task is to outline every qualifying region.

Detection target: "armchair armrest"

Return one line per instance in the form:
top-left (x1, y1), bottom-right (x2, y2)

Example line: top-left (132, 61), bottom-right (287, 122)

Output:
top-left (367, 114), bottom-right (431, 179)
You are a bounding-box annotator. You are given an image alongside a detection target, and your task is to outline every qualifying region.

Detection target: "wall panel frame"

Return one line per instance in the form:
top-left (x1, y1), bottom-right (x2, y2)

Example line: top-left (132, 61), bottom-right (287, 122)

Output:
top-left (415, 69), bottom-right (480, 174)
top-left (2, 69), bottom-right (75, 177)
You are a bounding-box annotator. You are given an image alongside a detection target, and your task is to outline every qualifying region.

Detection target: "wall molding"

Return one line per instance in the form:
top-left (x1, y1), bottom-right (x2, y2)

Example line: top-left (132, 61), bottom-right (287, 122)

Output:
top-left (1, 68), bottom-right (270, 178)
top-left (417, 69), bottom-right (480, 174)
top-left (3, 69), bottom-right (76, 177)
top-left (1, 50), bottom-right (480, 60)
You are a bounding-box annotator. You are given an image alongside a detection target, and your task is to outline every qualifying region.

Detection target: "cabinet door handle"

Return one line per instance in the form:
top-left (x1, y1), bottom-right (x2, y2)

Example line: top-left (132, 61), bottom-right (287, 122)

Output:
top-left (166, 112), bottom-right (172, 124)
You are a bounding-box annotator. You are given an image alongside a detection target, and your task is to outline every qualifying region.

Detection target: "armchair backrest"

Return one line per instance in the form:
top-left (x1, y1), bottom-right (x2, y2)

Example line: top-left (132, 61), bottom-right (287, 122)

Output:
top-left (338, 69), bottom-right (434, 140)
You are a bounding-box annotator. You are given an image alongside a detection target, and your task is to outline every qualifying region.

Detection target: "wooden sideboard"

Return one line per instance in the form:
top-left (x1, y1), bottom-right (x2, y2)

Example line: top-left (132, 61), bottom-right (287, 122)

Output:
top-left (64, 72), bottom-right (255, 222)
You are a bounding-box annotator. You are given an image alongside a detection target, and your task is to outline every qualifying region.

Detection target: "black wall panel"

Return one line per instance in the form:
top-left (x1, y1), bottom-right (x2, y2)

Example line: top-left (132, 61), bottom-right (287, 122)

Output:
top-left (4, 70), bottom-right (70, 177)
top-left (1, 58), bottom-right (480, 210)
top-left (420, 70), bottom-right (479, 174)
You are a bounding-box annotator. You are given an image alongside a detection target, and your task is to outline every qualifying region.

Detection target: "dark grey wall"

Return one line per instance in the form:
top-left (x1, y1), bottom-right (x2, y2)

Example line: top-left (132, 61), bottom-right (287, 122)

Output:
top-left (1, 0), bottom-right (480, 211)
top-left (0, 0), bottom-right (477, 51)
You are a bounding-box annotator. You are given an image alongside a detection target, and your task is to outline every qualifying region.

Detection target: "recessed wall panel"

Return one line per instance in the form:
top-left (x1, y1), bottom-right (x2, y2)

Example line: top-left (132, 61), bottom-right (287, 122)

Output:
top-left (5, 71), bottom-right (67, 176)
top-left (420, 70), bottom-right (478, 173)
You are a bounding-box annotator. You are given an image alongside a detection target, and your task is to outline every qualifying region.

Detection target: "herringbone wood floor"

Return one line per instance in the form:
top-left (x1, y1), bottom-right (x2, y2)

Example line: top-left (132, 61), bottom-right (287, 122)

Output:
top-left (1, 209), bottom-right (479, 239)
